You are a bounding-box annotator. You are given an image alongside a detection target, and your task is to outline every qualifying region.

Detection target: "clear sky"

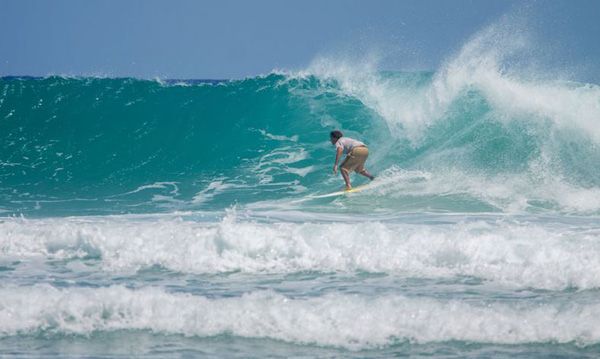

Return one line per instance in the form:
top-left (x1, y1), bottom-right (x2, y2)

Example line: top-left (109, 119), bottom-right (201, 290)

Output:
top-left (1, 0), bottom-right (599, 79)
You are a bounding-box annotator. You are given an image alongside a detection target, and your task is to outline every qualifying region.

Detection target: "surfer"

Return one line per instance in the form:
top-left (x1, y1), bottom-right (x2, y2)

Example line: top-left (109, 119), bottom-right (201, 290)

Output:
top-left (330, 130), bottom-right (375, 190)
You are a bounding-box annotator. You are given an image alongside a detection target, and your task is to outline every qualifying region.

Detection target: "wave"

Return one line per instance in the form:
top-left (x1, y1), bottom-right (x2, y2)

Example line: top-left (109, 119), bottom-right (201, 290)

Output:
top-left (2, 212), bottom-right (599, 290)
top-left (1, 20), bottom-right (600, 216)
top-left (1, 284), bottom-right (599, 349)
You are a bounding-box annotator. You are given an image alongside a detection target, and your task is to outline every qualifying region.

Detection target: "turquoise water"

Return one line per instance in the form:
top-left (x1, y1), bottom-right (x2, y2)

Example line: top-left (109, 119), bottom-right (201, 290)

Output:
top-left (2, 35), bottom-right (600, 357)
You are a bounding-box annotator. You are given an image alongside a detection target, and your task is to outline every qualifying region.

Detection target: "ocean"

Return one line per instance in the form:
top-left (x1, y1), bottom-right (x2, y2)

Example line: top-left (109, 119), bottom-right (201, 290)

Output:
top-left (1, 28), bottom-right (600, 358)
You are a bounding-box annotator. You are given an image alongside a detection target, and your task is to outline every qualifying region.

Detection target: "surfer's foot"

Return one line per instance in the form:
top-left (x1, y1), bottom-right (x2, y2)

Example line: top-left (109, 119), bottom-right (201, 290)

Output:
top-left (368, 175), bottom-right (375, 180)
top-left (345, 186), bottom-right (352, 191)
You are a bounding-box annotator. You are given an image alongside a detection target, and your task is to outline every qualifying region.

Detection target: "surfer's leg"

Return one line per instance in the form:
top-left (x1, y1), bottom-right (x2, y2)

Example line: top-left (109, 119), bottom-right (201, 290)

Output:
top-left (359, 169), bottom-right (375, 180)
top-left (351, 147), bottom-right (374, 180)
top-left (340, 154), bottom-right (356, 190)
top-left (341, 168), bottom-right (352, 190)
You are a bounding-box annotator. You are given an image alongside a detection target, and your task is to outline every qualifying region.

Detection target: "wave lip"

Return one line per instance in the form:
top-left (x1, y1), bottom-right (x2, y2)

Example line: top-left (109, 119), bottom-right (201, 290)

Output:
top-left (1, 284), bottom-right (599, 349)
top-left (2, 214), bottom-right (600, 290)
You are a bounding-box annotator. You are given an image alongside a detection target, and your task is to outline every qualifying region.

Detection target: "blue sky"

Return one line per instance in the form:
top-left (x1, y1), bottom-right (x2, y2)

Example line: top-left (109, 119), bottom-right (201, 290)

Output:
top-left (1, 0), bottom-right (599, 79)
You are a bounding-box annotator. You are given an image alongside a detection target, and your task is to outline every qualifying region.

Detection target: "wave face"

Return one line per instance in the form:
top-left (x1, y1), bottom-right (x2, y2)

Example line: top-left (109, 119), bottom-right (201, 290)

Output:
top-left (2, 60), bottom-right (600, 216)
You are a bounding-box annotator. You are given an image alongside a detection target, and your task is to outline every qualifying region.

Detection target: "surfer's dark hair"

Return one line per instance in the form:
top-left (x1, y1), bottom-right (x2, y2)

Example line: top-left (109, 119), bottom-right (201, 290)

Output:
top-left (330, 130), bottom-right (343, 140)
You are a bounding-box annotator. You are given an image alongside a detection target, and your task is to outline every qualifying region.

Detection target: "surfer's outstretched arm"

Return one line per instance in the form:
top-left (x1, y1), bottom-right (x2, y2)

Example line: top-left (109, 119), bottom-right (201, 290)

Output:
top-left (334, 147), bottom-right (352, 189)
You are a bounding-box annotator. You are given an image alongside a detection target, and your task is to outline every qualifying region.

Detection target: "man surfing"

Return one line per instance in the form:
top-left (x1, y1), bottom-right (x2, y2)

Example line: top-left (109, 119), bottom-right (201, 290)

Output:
top-left (330, 130), bottom-right (375, 190)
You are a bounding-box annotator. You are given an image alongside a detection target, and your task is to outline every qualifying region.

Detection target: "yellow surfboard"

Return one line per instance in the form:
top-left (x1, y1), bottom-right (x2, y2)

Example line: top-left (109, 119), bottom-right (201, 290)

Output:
top-left (309, 184), bottom-right (370, 199)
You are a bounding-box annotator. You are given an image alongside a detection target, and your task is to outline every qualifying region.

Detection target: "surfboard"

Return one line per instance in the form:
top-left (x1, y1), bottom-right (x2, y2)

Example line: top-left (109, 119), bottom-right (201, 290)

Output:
top-left (309, 184), bottom-right (370, 199)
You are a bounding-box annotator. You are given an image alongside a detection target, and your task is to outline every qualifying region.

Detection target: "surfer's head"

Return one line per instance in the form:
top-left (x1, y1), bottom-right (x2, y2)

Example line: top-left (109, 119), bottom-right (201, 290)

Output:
top-left (330, 130), bottom-right (343, 144)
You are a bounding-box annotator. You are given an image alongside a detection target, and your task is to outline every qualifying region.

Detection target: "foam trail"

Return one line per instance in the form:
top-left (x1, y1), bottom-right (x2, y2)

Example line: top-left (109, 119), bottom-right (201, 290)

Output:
top-left (1, 214), bottom-right (600, 290)
top-left (371, 166), bottom-right (600, 214)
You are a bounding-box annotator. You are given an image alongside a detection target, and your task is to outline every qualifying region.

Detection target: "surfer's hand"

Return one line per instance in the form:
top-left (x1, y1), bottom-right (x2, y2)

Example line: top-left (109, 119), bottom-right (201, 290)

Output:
top-left (333, 166), bottom-right (338, 175)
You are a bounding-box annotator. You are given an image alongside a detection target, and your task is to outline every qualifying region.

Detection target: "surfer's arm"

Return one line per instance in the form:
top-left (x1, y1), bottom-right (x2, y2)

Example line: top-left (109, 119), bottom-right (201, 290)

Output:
top-left (333, 147), bottom-right (343, 174)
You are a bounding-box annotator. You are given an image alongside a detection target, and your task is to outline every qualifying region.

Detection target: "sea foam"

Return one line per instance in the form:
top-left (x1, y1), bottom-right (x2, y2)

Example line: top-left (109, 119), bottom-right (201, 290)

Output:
top-left (1, 284), bottom-right (599, 348)
top-left (1, 213), bottom-right (599, 290)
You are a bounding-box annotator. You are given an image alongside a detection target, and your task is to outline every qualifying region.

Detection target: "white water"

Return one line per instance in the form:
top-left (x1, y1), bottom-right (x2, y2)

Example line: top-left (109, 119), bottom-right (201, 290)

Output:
top-left (1, 284), bottom-right (599, 349)
top-left (1, 212), bottom-right (599, 290)
top-left (368, 166), bottom-right (600, 214)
